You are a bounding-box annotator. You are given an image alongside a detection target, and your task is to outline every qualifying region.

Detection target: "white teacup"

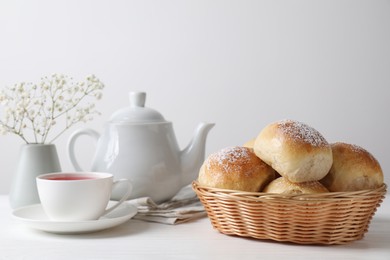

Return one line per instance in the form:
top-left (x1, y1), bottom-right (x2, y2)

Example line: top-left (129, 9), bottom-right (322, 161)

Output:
top-left (36, 172), bottom-right (132, 221)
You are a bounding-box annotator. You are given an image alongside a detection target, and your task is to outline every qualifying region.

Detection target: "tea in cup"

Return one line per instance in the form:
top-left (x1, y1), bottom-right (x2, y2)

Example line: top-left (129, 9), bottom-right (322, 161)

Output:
top-left (36, 172), bottom-right (132, 221)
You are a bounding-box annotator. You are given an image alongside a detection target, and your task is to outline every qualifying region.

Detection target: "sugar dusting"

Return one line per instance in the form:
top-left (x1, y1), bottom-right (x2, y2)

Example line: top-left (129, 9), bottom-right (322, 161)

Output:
top-left (349, 143), bottom-right (368, 154)
top-left (206, 146), bottom-right (251, 172)
top-left (334, 142), bottom-right (372, 156)
top-left (278, 119), bottom-right (328, 146)
top-left (334, 142), bottom-right (380, 166)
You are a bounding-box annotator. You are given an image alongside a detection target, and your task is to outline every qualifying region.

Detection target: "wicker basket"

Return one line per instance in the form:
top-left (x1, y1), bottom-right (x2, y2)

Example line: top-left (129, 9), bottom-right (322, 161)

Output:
top-left (193, 181), bottom-right (387, 245)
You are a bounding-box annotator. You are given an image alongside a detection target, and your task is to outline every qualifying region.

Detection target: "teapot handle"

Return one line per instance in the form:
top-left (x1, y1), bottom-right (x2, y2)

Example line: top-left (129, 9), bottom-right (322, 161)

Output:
top-left (67, 128), bottom-right (100, 171)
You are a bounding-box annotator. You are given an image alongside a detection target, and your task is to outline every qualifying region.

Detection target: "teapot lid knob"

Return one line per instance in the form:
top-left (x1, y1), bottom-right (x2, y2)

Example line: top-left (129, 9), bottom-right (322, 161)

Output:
top-left (109, 91), bottom-right (166, 123)
top-left (130, 92), bottom-right (146, 107)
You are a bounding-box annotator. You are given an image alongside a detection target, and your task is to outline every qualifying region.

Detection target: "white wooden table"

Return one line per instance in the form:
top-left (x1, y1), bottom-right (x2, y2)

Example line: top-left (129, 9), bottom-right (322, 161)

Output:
top-left (1, 195), bottom-right (389, 260)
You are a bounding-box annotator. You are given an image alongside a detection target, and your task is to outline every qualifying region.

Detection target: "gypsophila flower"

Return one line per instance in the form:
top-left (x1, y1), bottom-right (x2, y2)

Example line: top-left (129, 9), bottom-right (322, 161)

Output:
top-left (0, 74), bottom-right (104, 144)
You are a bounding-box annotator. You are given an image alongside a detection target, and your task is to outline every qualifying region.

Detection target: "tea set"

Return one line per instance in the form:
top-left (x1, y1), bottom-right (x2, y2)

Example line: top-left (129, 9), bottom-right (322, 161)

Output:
top-left (67, 92), bottom-right (214, 203)
top-left (12, 91), bottom-right (215, 234)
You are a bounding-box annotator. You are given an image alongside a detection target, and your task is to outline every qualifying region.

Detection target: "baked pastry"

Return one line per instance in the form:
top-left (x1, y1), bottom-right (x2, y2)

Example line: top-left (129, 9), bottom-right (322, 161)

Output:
top-left (254, 119), bottom-right (333, 183)
top-left (243, 138), bottom-right (255, 149)
top-left (320, 142), bottom-right (384, 191)
top-left (263, 177), bottom-right (329, 194)
top-left (198, 146), bottom-right (275, 191)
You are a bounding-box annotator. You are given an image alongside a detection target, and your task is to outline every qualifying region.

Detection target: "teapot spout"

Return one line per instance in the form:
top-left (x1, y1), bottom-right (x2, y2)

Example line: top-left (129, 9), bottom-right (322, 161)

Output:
top-left (180, 122), bottom-right (215, 186)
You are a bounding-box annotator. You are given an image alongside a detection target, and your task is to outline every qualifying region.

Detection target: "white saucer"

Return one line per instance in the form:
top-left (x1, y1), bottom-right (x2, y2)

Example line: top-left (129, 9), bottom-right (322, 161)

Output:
top-left (12, 201), bottom-right (138, 234)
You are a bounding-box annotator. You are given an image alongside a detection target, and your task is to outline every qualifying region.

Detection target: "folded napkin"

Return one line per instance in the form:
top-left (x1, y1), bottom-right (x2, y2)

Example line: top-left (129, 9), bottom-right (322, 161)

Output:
top-left (129, 185), bottom-right (206, 225)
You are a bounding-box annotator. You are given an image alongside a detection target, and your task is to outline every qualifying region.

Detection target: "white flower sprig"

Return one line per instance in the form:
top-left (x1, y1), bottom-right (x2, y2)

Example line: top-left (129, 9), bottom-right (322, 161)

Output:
top-left (0, 74), bottom-right (104, 144)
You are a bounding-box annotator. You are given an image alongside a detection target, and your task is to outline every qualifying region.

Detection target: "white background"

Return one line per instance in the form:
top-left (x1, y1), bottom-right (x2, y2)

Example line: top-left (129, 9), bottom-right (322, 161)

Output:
top-left (0, 0), bottom-right (389, 194)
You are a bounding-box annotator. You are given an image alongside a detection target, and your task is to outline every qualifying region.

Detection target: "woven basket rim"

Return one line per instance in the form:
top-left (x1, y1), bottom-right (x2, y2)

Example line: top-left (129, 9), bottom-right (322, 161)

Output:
top-left (192, 180), bottom-right (387, 245)
top-left (193, 181), bottom-right (387, 202)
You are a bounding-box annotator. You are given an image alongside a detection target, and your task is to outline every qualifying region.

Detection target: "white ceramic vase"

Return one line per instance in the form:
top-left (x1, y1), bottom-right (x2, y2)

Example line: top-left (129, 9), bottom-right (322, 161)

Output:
top-left (9, 144), bottom-right (62, 209)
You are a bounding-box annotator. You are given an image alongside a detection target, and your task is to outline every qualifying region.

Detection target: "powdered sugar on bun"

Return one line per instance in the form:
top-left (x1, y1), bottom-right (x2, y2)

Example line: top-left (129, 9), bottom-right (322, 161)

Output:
top-left (254, 119), bottom-right (333, 183)
top-left (320, 142), bottom-right (383, 191)
top-left (278, 119), bottom-right (328, 147)
top-left (198, 146), bottom-right (275, 192)
top-left (206, 146), bottom-right (251, 173)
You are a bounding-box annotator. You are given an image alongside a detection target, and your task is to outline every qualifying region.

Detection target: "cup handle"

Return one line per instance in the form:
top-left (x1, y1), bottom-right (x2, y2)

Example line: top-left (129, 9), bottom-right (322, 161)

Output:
top-left (102, 179), bottom-right (133, 216)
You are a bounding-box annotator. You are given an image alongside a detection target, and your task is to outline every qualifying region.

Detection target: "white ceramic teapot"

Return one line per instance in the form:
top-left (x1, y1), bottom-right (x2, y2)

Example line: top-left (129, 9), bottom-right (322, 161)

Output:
top-left (67, 92), bottom-right (214, 203)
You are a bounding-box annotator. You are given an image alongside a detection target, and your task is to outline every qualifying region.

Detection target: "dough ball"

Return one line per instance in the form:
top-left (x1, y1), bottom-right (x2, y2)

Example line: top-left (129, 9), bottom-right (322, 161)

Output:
top-left (198, 146), bottom-right (275, 191)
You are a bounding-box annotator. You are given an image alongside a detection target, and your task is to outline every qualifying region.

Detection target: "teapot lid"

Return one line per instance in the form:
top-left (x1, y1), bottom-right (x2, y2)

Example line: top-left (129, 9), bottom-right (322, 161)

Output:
top-left (109, 92), bottom-right (166, 123)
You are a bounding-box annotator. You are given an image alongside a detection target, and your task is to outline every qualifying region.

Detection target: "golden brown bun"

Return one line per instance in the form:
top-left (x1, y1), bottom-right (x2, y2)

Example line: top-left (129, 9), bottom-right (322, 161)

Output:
top-left (320, 142), bottom-right (384, 191)
top-left (243, 138), bottom-right (256, 149)
top-left (198, 146), bottom-right (275, 191)
top-left (263, 177), bottom-right (329, 194)
top-left (254, 119), bottom-right (333, 183)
